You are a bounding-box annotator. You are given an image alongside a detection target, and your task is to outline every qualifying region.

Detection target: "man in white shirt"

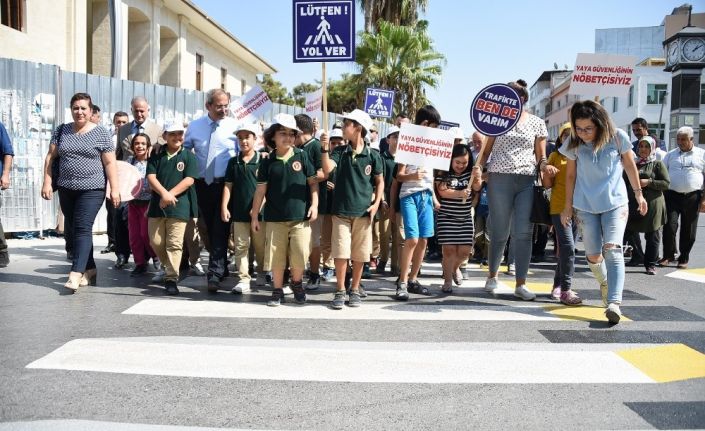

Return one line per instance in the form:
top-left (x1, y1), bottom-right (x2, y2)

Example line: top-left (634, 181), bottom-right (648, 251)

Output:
top-left (183, 88), bottom-right (238, 292)
top-left (659, 126), bottom-right (705, 269)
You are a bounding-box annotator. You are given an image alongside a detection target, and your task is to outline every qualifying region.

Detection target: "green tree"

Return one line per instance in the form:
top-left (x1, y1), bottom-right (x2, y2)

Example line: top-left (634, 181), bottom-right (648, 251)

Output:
top-left (291, 82), bottom-right (320, 107)
top-left (257, 74), bottom-right (294, 105)
top-left (354, 20), bottom-right (444, 116)
top-left (358, 0), bottom-right (428, 33)
top-left (326, 73), bottom-right (360, 114)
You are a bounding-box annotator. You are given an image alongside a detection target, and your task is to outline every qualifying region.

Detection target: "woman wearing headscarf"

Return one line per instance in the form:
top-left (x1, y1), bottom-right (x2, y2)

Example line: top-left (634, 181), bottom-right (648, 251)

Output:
top-left (624, 136), bottom-right (669, 275)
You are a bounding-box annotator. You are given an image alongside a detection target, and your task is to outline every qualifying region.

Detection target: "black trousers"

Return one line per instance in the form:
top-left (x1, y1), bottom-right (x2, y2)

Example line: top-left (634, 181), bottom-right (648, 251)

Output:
top-left (663, 190), bottom-right (701, 264)
top-left (105, 198), bottom-right (116, 246)
top-left (644, 229), bottom-right (661, 269)
top-left (195, 179), bottom-right (229, 280)
top-left (114, 202), bottom-right (131, 259)
top-left (58, 188), bottom-right (104, 272)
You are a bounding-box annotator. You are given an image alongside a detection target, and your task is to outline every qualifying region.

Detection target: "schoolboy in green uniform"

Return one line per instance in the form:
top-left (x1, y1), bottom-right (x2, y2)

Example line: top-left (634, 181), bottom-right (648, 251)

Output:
top-left (147, 121), bottom-right (198, 295)
top-left (222, 123), bottom-right (265, 294)
top-left (251, 114), bottom-right (318, 307)
top-left (294, 114), bottom-right (327, 291)
top-left (321, 109), bottom-right (384, 309)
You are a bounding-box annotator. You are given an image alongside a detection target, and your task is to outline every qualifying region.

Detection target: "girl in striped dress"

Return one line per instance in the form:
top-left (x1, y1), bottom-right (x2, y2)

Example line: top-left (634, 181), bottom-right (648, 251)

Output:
top-left (435, 144), bottom-right (474, 293)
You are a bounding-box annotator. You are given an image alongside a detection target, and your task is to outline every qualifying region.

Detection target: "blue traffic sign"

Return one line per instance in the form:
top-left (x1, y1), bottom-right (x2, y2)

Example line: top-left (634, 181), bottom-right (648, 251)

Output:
top-left (470, 84), bottom-right (523, 136)
top-left (438, 121), bottom-right (460, 131)
top-left (293, 1), bottom-right (355, 63)
top-left (364, 88), bottom-right (394, 118)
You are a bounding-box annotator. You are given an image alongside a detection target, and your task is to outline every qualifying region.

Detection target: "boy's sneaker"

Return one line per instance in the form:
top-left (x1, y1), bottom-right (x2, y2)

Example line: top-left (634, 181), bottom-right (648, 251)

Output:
top-left (291, 281), bottom-right (306, 304)
top-left (255, 273), bottom-right (267, 287)
top-left (514, 284), bottom-right (536, 301)
top-left (606, 303), bottom-right (622, 324)
top-left (190, 262), bottom-right (206, 276)
top-left (151, 269), bottom-right (166, 284)
top-left (484, 277), bottom-right (498, 293)
top-left (560, 289), bottom-right (582, 306)
top-left (305, 272), bottom-right (321, 291)
top-left (232, 281), bottom-right (251, 294)
top-left (320, 267), bottom-right (335, 281)
top-left (407, 279), bottom-right (430, 295)
top-left (348, 291), bottom-right (362, 307)
top-left (506, 263), bottom-right (516, 276)
top-left (362, 263), bottom-right (372, 279)
top-left (165, 281), bottom-right (179, 296)
top-left (395, 282), bottom-right (409, 301)
top-left (550, 286), bottom-right (561, 300)
top-left (267, 288), bottom-right (284, 307)
top-left (330, 290), bottom-right (346, 309)
top-left (375, 260), bottom-right (387, 274)
top-left (265, 272), bottom-right (273, 285)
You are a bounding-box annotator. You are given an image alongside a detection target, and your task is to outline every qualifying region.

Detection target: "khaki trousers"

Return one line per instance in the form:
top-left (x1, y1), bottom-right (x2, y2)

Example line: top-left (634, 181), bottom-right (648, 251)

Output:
top-left (148, 217), bottom-right (187, 282)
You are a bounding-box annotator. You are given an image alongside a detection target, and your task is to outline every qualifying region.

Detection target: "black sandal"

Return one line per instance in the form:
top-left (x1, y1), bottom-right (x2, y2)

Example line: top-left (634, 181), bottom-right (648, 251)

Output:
top-left (407, 280), bottom-right (430, 295)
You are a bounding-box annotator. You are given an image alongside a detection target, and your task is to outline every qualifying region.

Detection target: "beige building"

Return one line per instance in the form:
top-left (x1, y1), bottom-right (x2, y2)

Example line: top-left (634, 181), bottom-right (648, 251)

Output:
top-left (0, 0), bottom-right (276, 95)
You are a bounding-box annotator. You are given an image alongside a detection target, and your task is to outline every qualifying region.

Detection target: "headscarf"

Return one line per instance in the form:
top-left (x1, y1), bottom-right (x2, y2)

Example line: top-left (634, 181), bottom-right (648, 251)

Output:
top-left (636, 136), bottom-right (656, 167)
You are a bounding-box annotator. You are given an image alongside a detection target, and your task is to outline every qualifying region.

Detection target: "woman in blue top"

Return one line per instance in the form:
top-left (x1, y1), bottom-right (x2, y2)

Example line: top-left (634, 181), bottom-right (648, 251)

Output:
top-left (560, 100), bottom-right (646, 324)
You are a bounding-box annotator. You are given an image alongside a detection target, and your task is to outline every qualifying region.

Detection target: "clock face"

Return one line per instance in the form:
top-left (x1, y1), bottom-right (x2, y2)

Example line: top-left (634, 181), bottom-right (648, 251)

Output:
top-left (667, 41), bottom-right (679, 65)
top-left (683, 38), bottom-right (705, 62)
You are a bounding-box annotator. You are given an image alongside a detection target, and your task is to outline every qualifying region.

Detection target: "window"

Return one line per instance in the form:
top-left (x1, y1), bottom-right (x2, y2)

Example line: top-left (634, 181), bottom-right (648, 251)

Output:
top-left (646, 84), bottom-right (667, 104)
top-left (1, 0), bottom-right (24, 31)
top-left (195, 53), bottom-right (203, 91)
top-left (648, 123), bottom-right (666, 141)
top-left (220, 68), bottom-right (227, 90)
top-left (613, 97), bottom-right (618, 113)
top-left (557, 100), bottom-right (561, 109)
top-left (701, 84), bottom-right (705, 105)
top-left (628, 85), bottom-right (634, 107)
top-left (544, 102), bottom-right (552, 114)
top-left (241, 79), bottom-right (247, 96)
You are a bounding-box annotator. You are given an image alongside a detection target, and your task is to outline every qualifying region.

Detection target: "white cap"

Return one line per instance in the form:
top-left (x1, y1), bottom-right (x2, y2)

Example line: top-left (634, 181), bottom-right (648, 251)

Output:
top-left (386, 126), bottom-right (400, 137)
top-left (271, 113), bottom-right (301, 132)
top-left (340, 109), bottom-right (373, 134)
top-left (448, 126), bottom-right (465, 141)
top-left (236, 123), bottom-right (261, 136)
top-left (163, 121), bottom-right (185, 133)
top-left (330, 128), bottom-right (343, 139)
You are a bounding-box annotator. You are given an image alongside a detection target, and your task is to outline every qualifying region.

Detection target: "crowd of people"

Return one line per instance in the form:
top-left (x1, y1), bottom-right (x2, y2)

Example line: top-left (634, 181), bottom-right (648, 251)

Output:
top-left (0, 82), bottom-right (703, 325)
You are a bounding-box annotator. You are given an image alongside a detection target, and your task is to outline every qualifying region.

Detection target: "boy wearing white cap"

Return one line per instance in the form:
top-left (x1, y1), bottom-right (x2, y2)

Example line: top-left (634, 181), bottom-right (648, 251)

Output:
top-left (251, 114), bottom-right (319, 306)
top-left (146, 121), bottom-right (199, 295)
top-left (222, 123), bottom-right (266, 293)
top-left (321, 109), bottom-right (384, 309)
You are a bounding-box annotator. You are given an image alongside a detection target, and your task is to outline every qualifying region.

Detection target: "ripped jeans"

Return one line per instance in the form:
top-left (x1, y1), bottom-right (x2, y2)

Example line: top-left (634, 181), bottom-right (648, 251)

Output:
top-left (575, 205), bottom-right (628, 304)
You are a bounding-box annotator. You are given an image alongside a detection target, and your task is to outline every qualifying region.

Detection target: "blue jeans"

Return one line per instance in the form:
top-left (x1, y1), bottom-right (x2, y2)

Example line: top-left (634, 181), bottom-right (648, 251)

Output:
top-left (487, 173), bottom-right (534, 279)
top-left (575, 205), bottom-right (628, 304)
top-left (551, 214), bottom-right (577, 291)
top-left (58, 187), bottom-right (105, 272)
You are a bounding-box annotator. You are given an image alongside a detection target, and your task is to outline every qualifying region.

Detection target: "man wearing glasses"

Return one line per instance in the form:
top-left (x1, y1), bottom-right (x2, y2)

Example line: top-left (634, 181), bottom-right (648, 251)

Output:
top-left (184, 89), bottom-right (238, 292)
top-left (659, 126), bottom-right (705, 269)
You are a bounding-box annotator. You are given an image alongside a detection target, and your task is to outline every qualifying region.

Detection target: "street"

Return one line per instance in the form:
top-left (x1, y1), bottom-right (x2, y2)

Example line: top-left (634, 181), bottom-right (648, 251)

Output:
top-left (1, 221), bottom-right (704, 430)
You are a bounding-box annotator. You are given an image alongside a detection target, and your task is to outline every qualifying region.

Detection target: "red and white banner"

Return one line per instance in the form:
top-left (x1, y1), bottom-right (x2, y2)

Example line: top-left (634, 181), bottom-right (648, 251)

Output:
top-left (395, 123), bottom-right (454, 171)
top-left (230, 85), bottom-right (272, 123)
top-left (569, 53), bottom-right (637, 99)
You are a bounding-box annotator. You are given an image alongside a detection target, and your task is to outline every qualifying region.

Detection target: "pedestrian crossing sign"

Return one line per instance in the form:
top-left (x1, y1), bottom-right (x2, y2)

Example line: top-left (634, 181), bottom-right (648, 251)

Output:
top-left (364, 88), bottom-right (394, 118)
top-left (293, 0), bottom-right (355, 62)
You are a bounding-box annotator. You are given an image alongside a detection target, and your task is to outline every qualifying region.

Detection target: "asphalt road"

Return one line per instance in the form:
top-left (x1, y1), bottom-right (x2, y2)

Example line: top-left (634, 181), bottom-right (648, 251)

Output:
top-left (1, 219), bottom-right (704, 430)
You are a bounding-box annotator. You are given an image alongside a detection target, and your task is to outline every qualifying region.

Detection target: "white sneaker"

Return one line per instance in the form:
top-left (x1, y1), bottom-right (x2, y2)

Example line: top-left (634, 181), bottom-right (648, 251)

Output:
top-left (514, 284), bottom-right (536, 301)
top-left (151, 270), bottom-right (166, 283)
top-left (232, 281), bottom-right (251, 294)
top-left (484, 277), bottom-right (498, 293)
top-left (190, 262), bottom-right (205, 276)
top-left (255, 273), bottom-right (267, 287)
top-left (283, 286), bottom-right (293, 295)
top-left (506, 263), bottom-right (516, 276)
top-left (606, 303), bottom-right (621, 324)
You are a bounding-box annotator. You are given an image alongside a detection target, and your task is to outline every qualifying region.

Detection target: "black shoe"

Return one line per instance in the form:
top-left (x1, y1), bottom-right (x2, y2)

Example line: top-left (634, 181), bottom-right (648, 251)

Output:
top-left (291, 281), bottom-right (306, 304)
top-left (207, 277), bottom-right (220, 293)
top-left (407, 279), bottom-right (430, 295)
top-left (348, 291), bottom-right (362, 307)
top-left (165, 281), bottom-right (180, 295)
top-left (114, 255), bottom-right (127, 269)
top-left (267, 288), bottom-right (284, 307)
top-left (100, 244), bottom-right (115, 254)
top-left (0, 252), bottom-right (9, 268)
top-left (626, 259), bottom-right (644, 267)
top-left (362, 263), bottom-right (372, 279)
top-left (130, 264), bottom-right (148, 277)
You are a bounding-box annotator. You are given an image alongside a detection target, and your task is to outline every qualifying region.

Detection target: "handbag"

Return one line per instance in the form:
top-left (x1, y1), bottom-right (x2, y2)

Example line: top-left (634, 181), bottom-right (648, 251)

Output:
top-left (50, 124), bottom-right (64, 191)
top-left (530, 172), bottom-right (552, 226)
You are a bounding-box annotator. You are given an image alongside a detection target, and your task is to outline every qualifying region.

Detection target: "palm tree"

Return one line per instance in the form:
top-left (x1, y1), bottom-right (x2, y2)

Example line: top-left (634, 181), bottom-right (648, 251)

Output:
top-left (354, 20), bottom-right (444, 116)
top-left (358, 0), bottom-right (429, 33)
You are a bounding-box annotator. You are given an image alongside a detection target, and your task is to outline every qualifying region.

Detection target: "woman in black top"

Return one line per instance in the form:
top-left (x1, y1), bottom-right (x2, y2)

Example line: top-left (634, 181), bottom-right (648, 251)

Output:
top-left (41, 93), bottom-right (120, 292)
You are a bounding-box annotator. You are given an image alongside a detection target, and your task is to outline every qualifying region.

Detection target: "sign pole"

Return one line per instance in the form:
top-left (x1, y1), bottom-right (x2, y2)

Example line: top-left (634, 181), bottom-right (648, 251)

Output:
top-left (322, 62), bottom-right (328, 131)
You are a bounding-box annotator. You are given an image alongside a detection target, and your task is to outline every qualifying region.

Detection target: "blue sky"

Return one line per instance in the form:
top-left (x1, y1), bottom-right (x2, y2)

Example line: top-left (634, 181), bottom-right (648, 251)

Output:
top-left (193, 0), bottom-right (699, 134)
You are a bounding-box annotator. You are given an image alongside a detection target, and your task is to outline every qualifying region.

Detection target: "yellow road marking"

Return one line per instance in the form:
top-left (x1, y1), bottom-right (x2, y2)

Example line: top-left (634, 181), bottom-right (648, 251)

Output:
top-left (543, 304), bottom-right (632, 322)
top-left (617, 344), bottom-right (705, 383)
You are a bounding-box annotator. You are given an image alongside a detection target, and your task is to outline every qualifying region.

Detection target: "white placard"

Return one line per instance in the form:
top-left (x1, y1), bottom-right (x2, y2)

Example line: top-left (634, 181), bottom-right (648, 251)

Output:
top-left (230, 85), bottom-right (273, 123)
top-left (305, 88), bottom-right (323, 120)
top-left (395, 123), bottom-right (454, 171)
top-left (569, 53), bottom-right (638, 99)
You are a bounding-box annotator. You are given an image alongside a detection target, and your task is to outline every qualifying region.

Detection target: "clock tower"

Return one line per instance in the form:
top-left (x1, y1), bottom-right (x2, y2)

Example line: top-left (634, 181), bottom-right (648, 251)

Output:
top-left (663, 7), bottom-right (705, 148)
